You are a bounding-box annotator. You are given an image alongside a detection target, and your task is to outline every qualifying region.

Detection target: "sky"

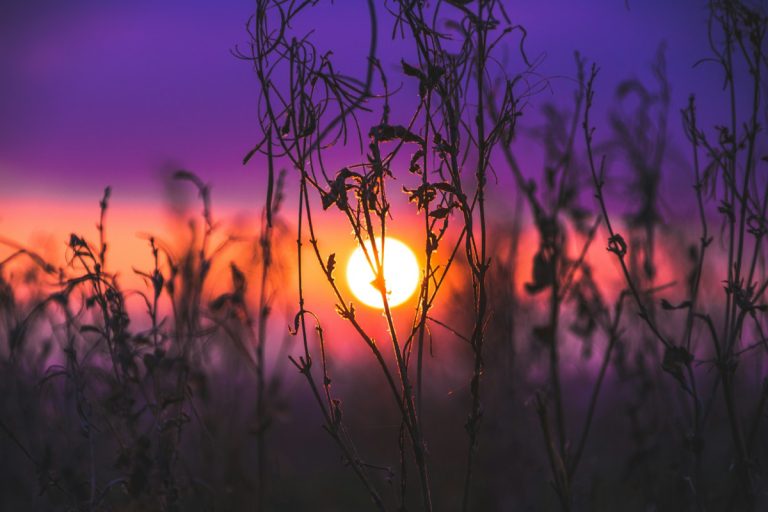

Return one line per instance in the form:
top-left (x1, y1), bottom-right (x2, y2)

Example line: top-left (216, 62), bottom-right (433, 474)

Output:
top-left (0, 0), bottom-right (728, 198)
top-left (0, 0), bottom-right (739, 294)
top-left (0, 0), bottom-right (261, 203)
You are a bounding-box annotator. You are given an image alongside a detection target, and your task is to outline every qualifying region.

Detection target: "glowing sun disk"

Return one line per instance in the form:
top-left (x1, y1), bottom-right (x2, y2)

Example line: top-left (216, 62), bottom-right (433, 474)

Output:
top-left (346, 237), bottom-right (420, 309)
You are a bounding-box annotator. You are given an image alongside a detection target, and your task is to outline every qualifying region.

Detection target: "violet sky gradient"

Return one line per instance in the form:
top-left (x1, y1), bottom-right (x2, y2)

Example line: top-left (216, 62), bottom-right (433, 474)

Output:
top-left (0, 0), bottom-right (733, 212)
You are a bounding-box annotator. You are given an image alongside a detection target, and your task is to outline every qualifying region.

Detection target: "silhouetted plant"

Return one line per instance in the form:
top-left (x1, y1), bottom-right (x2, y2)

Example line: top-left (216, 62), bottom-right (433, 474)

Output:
top-left (584, 1), bottom-right (768, 508)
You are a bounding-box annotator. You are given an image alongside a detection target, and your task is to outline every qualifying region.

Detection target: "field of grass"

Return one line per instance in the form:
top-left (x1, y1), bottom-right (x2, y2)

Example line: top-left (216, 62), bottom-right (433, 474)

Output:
top-left (1, 1), bottom-right (767, 510)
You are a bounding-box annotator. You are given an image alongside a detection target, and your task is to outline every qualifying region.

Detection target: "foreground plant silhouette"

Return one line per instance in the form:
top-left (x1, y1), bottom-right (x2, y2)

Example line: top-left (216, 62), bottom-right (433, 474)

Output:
top-left (583, 1), bottom-right (768, 508)
top-left (240, 1), bottom-right (533, 509)
top-left (2, 1), bottom-right (768, 511)
top-left (0, 173), bottom-right (287, 510)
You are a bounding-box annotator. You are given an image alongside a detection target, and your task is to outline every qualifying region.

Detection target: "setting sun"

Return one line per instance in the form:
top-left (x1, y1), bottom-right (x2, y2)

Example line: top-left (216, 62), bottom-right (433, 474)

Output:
top-left (346, 237), bottom-right (420, 309)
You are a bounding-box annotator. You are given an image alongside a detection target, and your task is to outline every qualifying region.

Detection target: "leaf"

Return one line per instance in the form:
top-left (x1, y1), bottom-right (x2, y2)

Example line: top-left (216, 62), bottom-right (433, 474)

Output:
top-left (404, 184), bottom-right (436, 211)
top-left (662, 345), bottom-right (693, 387)
top-left (326, 253), bottom-right (336, 277)
top-left (289, 311), bottom-right (301, 335)
top-left (427, 231), bottom-right (439, 253)
top-left (525, 249), bottom-right (554, 294)
top-left (615, 79), bottom-right (650, 101)
top-left (660, 298), bottom-right (692, 310)
top-left (298, 112), bottom-right (316, 137)
top-left (230, 263), bottom-right (246, 300)
top-left (173, 170), bottom-right (206, 191)
top-left (242, 139), bottom-right (265, 165)
top-left (151, 270), bottom-right (164, 299)
top-left (322, 168), bottom-right (357, 210)
top-left (409, 149), bottom-right (425, 174)
top-left (369, 124), bottom-right (424, 145)
top-left (401, 60), bottom-right (425, 80)
top-left (321, 191), bottom-right (337, 210)
top-left (80, 325), bottom-right (102, 335)
top-left (429, 206), bottom-right (453, 219)
top-left (607, 234), bottom-right (627, 257)
top-left (718, 200), bottom-right (734, 220)
top-left (426, 65), bottom-right (445, 86)
top-left (432, 182), bottom-right (457, 194)
top-left (69, 234), bottom-right (86, 248)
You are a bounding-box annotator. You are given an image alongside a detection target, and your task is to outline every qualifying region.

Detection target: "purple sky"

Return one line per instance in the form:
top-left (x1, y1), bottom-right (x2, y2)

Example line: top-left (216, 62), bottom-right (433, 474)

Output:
top-left (0, 0), bottom-right (731, 211)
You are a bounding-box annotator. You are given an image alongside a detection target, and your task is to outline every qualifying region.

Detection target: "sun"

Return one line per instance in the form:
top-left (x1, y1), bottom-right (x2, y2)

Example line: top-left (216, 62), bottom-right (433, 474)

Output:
top-left (346, 237), bottom-right (420, 309)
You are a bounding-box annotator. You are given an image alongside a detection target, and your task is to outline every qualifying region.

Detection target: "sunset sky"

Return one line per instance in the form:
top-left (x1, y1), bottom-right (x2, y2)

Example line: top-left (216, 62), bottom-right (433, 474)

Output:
top-left (1, 0), bottom-right (727, 195)
top-left (0, 0), bottom-right (734, 291)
